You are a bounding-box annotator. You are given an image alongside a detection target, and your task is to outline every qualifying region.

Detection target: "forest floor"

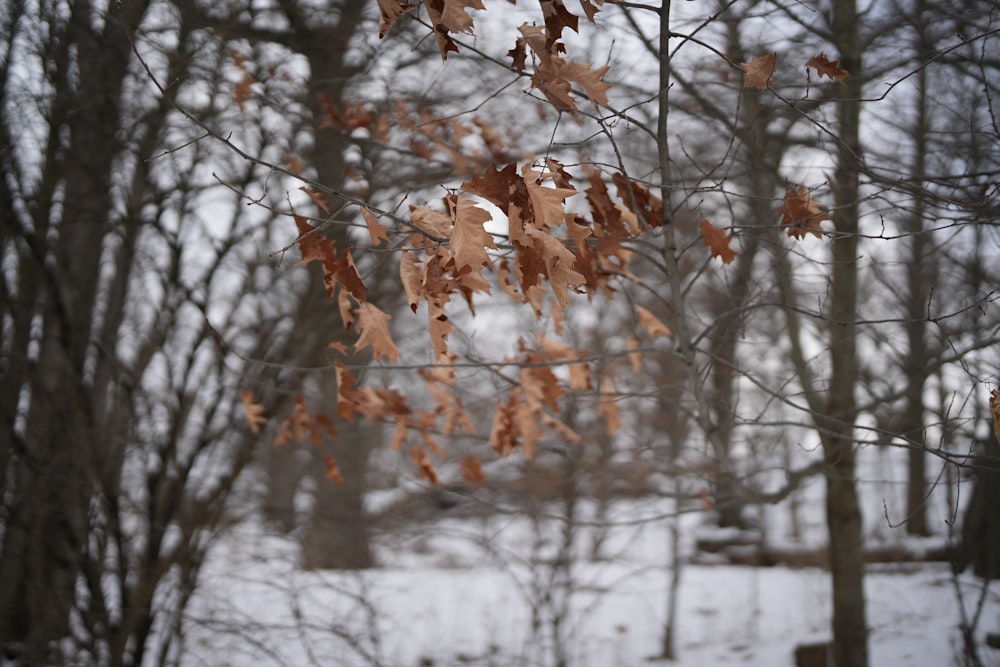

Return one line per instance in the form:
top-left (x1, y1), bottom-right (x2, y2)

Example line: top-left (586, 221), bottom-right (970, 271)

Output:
top-left (185, 483), bottom-right (1000, 667)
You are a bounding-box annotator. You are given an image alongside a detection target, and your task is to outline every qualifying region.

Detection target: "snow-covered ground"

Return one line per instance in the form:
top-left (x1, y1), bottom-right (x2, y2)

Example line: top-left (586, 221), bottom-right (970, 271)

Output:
top-left (184, 491), bottom-right (1000, 667)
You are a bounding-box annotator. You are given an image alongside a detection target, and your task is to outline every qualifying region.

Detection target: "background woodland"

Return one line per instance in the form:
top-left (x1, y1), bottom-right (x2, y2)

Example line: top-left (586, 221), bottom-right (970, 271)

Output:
top-left (1, 0), bottom-right (999, 665)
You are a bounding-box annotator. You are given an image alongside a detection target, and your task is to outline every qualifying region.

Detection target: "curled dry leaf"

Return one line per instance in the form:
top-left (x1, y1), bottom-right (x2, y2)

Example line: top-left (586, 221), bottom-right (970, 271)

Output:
top-left (739, 54), bottom-right (776, 91)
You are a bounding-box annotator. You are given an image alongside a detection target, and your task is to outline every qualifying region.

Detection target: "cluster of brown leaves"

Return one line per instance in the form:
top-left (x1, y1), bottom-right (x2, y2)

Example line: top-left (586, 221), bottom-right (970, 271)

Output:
top-left (508, 22), bottom-right (611, 111)
top-left (739, 52), bottom-right (850, 91)
top-left (317, 96), bottom-right (513, 179)
top-left (234, 7), bottom-right (864, 492)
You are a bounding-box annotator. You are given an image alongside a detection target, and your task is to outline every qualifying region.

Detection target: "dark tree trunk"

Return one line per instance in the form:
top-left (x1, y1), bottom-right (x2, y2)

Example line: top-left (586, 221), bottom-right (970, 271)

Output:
top-left (823, 2), bottom-right (869, 665)
top-left (959, 435), bottom-right (1000, 579)
top-left (0, 1), bottom-right (151, 659)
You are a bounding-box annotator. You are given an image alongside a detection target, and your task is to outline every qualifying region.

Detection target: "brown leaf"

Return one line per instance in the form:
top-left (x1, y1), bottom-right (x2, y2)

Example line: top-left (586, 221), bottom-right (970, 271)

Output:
top-left (234, 71), bottom-right (255, 112)
top-left (740, 54), bottom-right (776, 91)
top-left (634, 304), bottom-right (671, 338)
top-left (337, 287), bottom-right (356, 332)
top-left (699, 218), bottom-right (737, 264)
top-left (399, 249), bottom-right (423, 312)
top-left (436, 0), bottom-right (485, 34)
top-left (323, 454), bottom-right (344, 485)
top-left (700, 487), bottom-right (716, 512)
top-left (524, 226), bottom-right (585, 307)
top-left (329, 249), bottom-right (368, 302)
top-left (449, 195), bottom-right (496, 271)
top-left (361, 208), bottom-right (389, 246)
top-left (523, 163), bottom-right (578, 228)
top-left (411, 445), bottom-right (440, 485)
top-left (294, 217), bottom-right (334, 267)
top-left (597, 375), bottom-right (621, 435)
top-left (779, 186), bottom-right (828, 239)
top-left (240, 389), bottom-right (267, 434)
top-left (612, 173), bottom-right (662, 228)
top-left (299, 186), bottom-right (331, 213)
top-left (806, 53), bottom-right (849, 84)
top-left (461, 456), bottom-right (485, 490)
top-left (354, 302), bottom-right (401, 362)
top-left (559, 61), bottom-right (611, 106)
top-left (327, 341), bottom-right (349, 355)
top-left (541, 0), bottom-right (579, 44)
top-left (507, 37), bottom-right (527, 71)
top-left (376, 0), bottom-right (416, 38)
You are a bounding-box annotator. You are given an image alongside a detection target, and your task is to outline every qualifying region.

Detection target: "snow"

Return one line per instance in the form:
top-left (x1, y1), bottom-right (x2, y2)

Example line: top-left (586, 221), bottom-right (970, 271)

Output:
top-left (183, 496), bottom-right (999, 667)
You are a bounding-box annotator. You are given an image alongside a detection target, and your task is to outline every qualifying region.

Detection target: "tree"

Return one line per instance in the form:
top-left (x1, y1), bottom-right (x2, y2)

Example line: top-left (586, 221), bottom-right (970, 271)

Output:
top-left (5, 0), bottom-right (996, 663)
top-left (0, 0), bottom-right (449, 659)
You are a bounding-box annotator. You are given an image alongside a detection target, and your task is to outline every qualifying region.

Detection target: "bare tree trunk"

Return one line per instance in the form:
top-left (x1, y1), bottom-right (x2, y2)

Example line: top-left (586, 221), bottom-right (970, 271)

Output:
top-left (899, 0), bottom-right (935, 537)
top-left (0, 1), bottom-right (151, 659)
top-left (824, 2), bottom-right (868, 664)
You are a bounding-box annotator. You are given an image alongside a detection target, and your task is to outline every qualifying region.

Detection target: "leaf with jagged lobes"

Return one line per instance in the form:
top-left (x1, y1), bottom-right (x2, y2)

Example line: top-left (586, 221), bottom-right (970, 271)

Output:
top-left (354, 302), bottom-right (401, 362)
top-left (700, 219), bottom-right (738, 264)
top-left (806, 53), bottom-right (849, 84)
top-left (779, 186), bottom-right (828, 239)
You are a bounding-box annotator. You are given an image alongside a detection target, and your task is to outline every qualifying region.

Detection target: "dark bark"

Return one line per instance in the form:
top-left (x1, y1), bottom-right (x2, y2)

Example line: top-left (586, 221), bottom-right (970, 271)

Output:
top-left (823, 2), bottom-right (868, 665)
top-left (959, 437), bottom-right (1000, 579)
top-left (0, 1), bottom-right (151, 659)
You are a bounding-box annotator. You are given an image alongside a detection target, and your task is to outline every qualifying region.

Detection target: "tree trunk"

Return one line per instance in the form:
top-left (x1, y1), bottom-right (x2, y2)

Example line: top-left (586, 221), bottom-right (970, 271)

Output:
top-left (0, 1), bottom-right (151, 659)
top-left (270, 2), bottom-right (377, 569)
top-left (824, 1), bottom-right (868, 664)
top-left (900, 0), bottom-right (934, 537)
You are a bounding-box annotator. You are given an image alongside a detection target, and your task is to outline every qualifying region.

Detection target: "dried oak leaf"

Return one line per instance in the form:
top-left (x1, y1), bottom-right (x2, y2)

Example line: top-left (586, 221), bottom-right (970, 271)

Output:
top-left (411, 445), bottom-right (440, 485)
top-left (354, 302), bottom-right (401, 362)
top-left (376, 0), bottom-right (416, 38)
top-left (299, 186), bottom-right (331, 213)
top-left (507, 37), bottom-right (527, 71)
top-left (294, 217), bottom-right (335, 267)
top-left (461, 456), bottom-right (485, 490)
top-left (234, 71), bottom-right (255, 112)
top-left (740, 54), bottom-right (776, 91)
top-left (806, 53), bottom-right (849, 84)
top-left (240, 389), bottom-right (267, 434)
top-left (323, 454), bottom-right (344, 485)
top-left (399, 249), bottom-right (423, 312)
top-left (597, 375), bottom-right (622, 435)
top-left (541, 0), bottom-right (579, 44)
top-left (361, 208), bottom-right (389, 246)
top-left (424, 0), bottom-right (485, 59)
top-left (634, 304), bottom-right (671, 338)
top-left (779, 186), bottom-right (828, 239)
top-left (699, 218), bottom-right (738, 264)
top-left (329, 249), bottom-right (367, 302)
top-left (449, 195), bottom-right (496, 271)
